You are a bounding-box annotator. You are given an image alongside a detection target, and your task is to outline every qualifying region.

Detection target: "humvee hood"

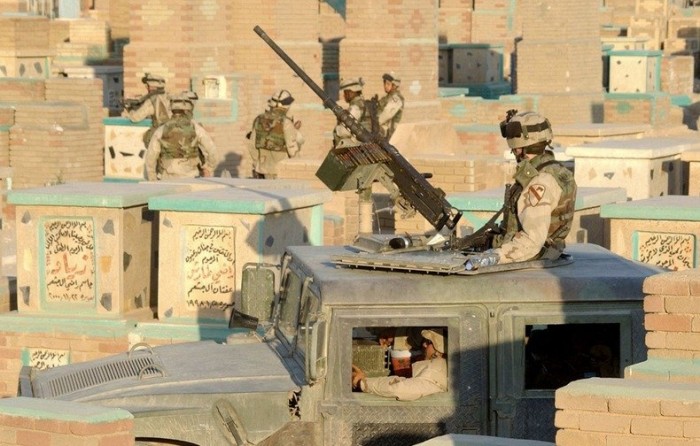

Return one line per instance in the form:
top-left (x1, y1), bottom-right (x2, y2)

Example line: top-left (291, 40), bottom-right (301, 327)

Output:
top-left (28, 340), bottom-right (301, 402)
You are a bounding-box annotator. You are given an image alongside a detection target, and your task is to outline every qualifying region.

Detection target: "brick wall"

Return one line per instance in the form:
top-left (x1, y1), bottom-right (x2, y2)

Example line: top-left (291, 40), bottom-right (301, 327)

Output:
top-left (515, 0), bottom-right (604, 124)
top-left (603, 93), bottom-right (673, 127)
top-left (555, 268), bottom-right (700, 445)
top-left (661, 55), bottom-right (695, 96)
top-left (556, 378), bottom-right (700, 445)
top-left (0, 328), bottom-right (129, 398)
top-left (0, 398), bottom-right (134, 446)
top-left (641, 269), bottom-right (700, 363)
top-left (438, 0), bottom-right (472, 44)
top-left (8, 77), bottom-right (105, 188)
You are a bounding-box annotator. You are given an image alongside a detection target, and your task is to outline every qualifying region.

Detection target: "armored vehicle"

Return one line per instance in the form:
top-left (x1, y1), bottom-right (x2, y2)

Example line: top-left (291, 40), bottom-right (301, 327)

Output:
top-left (17, 26), bottom-right (661, 446)
top-left (19, 243), bottom-right (659, 445)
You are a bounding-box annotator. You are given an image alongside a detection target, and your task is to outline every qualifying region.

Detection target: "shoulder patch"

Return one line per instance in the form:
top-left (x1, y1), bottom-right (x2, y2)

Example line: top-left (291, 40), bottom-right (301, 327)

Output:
top-left (527, 184), bottom-right (546, 205)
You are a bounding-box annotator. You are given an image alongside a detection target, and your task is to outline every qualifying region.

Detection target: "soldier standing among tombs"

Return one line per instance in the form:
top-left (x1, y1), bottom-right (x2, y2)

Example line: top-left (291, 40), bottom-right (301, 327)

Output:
top-left (145, 92), bottom-right (218, 181)
top-left (247, 90), bottom-right (304, 179)
top-left (122, 73), bottom-right (172, 147)
top-left (333, 77), bottom-right (375, 148)
top-left (377, 72), bottom-right (404, 140)
top-left (463, 110), bottom-right (577, 270)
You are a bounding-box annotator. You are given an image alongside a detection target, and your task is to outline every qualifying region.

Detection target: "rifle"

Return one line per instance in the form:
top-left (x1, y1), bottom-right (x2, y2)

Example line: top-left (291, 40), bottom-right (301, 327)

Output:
top-left (254, 26), bottom-right (462, 232)
top-left (121, 88), bottom-right (165, 111)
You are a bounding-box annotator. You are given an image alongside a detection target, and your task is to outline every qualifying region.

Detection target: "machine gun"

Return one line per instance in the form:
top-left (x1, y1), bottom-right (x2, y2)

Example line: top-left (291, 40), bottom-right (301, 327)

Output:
top-left (254, 26), bottom-right (462, 234)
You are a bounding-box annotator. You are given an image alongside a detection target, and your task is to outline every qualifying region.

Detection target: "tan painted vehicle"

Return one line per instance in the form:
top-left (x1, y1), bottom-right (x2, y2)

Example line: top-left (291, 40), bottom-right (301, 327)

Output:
top-left (19, 242), bottom-right (659, 445)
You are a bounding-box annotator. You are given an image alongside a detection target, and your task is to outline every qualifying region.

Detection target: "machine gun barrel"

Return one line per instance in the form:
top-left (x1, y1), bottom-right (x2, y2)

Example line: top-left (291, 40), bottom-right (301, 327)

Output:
top-left (254, 25), bottom-right (461, 232)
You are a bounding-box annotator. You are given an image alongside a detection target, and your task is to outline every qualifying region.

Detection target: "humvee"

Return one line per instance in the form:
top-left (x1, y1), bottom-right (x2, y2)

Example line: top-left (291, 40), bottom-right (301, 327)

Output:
top-left (17, 26), bottom-right (661, 446)
top-left (19, 242), bottom-right (659, 445)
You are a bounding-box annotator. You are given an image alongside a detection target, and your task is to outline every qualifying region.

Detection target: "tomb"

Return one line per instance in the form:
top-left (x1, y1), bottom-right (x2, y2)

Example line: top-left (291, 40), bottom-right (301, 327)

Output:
top-left (601, 195), bottom-right (700, 271)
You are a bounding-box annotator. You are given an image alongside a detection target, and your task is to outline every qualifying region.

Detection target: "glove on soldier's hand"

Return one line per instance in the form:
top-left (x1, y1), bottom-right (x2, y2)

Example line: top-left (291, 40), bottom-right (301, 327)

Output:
top-left (465, 250), bottom-right (500, 271)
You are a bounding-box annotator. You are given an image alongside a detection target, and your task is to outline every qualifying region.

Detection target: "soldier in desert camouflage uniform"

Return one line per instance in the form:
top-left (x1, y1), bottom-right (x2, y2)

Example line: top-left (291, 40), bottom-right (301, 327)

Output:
top-left (122, 73), bottom-right (172, 147)
top-left (352, 328), bottom-right (447, 401)
top-left (377, 72), bottom-right (404, 140)
top-left (145, 92), bottom-right (218, 181)
top-left (333, 77), bottom-right (375, 148)
top-left (465, 110), bottom-right (577, 270)
top-left (248, 90), bottom-right (304, 179)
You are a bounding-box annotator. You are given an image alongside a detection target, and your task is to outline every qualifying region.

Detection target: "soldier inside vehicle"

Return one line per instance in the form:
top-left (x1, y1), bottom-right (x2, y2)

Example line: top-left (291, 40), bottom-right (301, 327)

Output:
top-left (351, 326), bottom-right (448, 401)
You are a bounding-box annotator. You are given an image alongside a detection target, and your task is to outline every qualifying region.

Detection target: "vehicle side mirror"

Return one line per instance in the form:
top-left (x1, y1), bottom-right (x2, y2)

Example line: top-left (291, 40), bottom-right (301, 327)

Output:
top-left (229, 308), bottom-right (259, 330)
top-left (306, 318), bottom-right (327, 383)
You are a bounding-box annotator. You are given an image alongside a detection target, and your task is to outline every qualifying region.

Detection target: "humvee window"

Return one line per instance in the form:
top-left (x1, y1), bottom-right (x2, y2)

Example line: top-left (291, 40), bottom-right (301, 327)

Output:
top-left (524, 323), bottom-right (620, 390)
top-left (351, 326), bottom-right (448, 396)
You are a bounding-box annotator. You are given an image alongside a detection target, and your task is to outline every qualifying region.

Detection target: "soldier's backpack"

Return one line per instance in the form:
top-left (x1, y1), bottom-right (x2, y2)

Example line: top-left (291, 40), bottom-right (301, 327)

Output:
top-left (159, 116), bottom-right (199, 160)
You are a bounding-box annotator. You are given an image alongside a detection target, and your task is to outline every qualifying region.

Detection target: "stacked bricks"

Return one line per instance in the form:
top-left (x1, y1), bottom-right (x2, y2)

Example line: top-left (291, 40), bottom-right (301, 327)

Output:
top-left (471, 0), bottom-right (515, 44)
top-left (554, 268), bottom-right (700, 445)
top-left (0, 16), bottom-right (50, 79)
top-left (661, 55), bottom-right (695, 96)
top-left (603, 93), bottom-right (673, 127)
top-left (341, 0), bottom-right (442, 129)
top-left (0, 398), bottom-right (134, 446)
top-left (123, 0), bottom-right (237, 95)
top-left (639, 269), bottom-right (700, 364)
top-left (319, 0), bottom-right (345, 41)
top-left (9, 77), bottom-right (105, 188)
top-left (515, 0), bottom-right (604, 124)
top-left (628, 0), bottom-right (678, 52)
top-left (319, 1), bottom-right (343, 100)
top-left (628, 15), bottom-right (664, 51)
top-left (53, 18), bottom-right (110, 68)
top-left (665, 15), bottom-right (700, 54)
top-left (440, 95), bottom-right (539, 127)
top-left (555, 378), bottom-right (700, 445)
top-left (0, 324), bottom-right (130, 397)
top-left (104, 0), bottom-right (131, 43)
top-left (0, 2), bottom-right (22, 14)
top-left (605, 0), bottom-right (644, 36)
top-left (438, 0), bottom-right (472, 44)
top-left (0, 105), bottom-right (13, 167)
top-left (441, 95), bottom-right (538, 156)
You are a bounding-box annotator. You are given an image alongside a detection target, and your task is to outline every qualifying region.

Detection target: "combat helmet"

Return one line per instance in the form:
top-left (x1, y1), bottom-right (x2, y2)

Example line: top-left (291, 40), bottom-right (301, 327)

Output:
top-left (382, 72), bottom-right (401, 87)
top-left (141, 73), bottom-right (166, 89)
top-left (170, 91), bottom-right (198, 113)
top-left (500, 110), bottom-right (553, 153)
top-left (339, 77), bottom-right (364, 92)
top-left (268, 89), bottom-right (294, 108)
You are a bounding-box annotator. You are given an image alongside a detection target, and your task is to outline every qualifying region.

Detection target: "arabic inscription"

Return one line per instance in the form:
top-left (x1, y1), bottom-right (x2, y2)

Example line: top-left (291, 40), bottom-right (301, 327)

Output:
top-left (636, 231), bottom-right (695, 271)
top-left (43, 219), bottom-right (96, 303)
top-left (184, 226), bottom-right (235, 311)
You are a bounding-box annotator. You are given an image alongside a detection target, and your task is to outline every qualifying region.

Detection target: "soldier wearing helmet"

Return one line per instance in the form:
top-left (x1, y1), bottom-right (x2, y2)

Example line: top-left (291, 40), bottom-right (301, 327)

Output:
top-left (351, 328), bottom-right (447, 401)
top-left (377, 72), bottom-right (404, 140)
top-left (248, 89), bottom-right (304, 179)
top-left (333, 77), bottom-right (375, 148)
top-left (122, 73), bottom-right (172, 147)
top-left (464, 110), bottom-right (577, 270)
top-left (145, 91), bottom-right (218, 181)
